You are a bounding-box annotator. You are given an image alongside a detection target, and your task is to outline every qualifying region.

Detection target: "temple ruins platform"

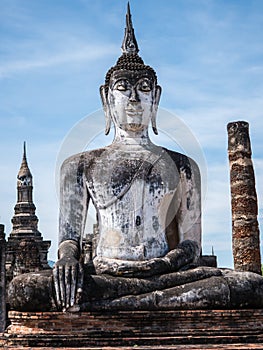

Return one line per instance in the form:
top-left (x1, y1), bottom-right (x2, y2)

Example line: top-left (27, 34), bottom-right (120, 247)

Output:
top-left (1, 309), bottom-right (263, 348)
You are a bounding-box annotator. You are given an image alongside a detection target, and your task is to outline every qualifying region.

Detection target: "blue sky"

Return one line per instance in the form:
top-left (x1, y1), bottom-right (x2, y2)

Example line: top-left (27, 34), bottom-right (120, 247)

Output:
top-left (1, 0), bottom-right (263, 266)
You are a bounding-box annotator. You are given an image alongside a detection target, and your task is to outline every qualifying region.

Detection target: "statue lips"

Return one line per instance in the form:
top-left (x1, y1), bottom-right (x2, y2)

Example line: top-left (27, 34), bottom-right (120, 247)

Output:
top-left (124, 107), bottom-right (144, 130)
top-left (125, 107), bottom-right (144, 118)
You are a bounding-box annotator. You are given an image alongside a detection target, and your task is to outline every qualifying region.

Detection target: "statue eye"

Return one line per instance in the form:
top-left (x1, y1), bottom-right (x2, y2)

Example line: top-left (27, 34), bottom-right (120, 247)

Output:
top-left (139, 79), bottom-right (152, 92)
top-left (115, 80), bottom-right (129, 91)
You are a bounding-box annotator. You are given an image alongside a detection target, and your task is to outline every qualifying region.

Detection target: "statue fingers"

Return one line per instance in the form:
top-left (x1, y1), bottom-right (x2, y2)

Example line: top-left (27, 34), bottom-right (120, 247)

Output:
top-left (58, 265), bottom-right (66, 311)
top-left (76, 263), bottom-right (84, 305)
top-left (53, 265), bottom-right (62, 310)
top-left (65, 265), bottom-right (71, 309)
top-left (70, 265), bottom-right (77, 307)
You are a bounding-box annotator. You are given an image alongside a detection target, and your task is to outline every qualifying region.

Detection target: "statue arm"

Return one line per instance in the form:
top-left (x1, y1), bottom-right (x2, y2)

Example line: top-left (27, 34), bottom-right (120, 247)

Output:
top-left (54, 155), bottom-right (89, 311)
top-left (58, 155), bottom-right (88, 245)
top-left (176, 157), bottom-right (202, 256)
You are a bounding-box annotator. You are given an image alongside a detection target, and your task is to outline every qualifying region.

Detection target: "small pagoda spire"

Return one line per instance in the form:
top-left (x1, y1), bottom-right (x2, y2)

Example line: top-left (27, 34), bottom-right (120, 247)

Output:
top-left (18, 141), bottom-right (32, 180)
top-left (6, 144), bottom-right (51, 283)
top-left (16, 142), bottom-right (33, 204)
top-left (121, 2), bottom-right (139, 54)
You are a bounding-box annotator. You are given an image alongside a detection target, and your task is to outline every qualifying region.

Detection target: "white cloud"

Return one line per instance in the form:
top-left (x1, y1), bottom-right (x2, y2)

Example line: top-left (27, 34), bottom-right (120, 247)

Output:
top-left (0, 44), bottom-right (117, 78)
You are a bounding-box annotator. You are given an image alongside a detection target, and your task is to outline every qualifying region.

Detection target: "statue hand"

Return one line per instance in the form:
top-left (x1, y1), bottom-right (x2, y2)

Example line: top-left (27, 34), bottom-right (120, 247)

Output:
top-left (53, 255), bottom-right (84, 311)
top-left (94, 240), bottom-right (200, 278)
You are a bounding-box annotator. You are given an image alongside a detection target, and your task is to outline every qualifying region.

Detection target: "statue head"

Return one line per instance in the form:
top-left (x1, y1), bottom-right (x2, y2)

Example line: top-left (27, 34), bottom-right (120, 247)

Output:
top-left (100, 3), bottom-right (162, 135)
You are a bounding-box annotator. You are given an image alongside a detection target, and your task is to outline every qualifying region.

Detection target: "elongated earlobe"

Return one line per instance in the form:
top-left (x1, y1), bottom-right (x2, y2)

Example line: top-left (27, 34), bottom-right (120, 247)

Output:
top-left (100, 85), bottom-right (111, 135)
top-left (151, 85), bottom-right (162, 135)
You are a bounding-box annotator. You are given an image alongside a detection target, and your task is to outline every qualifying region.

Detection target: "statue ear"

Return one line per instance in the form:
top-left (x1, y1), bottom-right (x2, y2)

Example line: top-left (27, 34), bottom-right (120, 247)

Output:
top-left (100, 85), bottom-right (111, 135)
top-left (151, 85), bottom-right (162, 135)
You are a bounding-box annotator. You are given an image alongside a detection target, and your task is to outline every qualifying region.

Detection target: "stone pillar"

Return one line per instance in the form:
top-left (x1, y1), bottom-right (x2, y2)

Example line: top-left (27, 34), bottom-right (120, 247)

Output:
top-left (0, 224), bottom-right (6, 333)
top-left (227, 121), bottom-right (261, 275)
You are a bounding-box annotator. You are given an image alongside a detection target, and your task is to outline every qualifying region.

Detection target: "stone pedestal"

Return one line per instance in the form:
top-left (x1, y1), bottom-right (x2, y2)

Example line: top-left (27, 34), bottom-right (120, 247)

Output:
top-left (2, 309), bottom-right (263, 348)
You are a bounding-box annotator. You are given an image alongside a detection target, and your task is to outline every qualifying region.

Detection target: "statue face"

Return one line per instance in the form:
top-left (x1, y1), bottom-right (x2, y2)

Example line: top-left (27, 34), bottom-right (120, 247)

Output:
top-left (107, 70), bottom-right (158, 132)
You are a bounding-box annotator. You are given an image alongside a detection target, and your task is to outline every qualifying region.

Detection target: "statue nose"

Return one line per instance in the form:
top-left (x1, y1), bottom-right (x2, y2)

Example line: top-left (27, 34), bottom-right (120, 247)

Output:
top-left (129, 87), bottom-right (140, 102)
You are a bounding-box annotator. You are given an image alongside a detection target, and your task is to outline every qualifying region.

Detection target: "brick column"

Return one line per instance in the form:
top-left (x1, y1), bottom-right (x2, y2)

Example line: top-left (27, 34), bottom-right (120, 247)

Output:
top-left (227, 121), bottom-right (261, 275)
top-left (0, 224), bottom-right (6, 333)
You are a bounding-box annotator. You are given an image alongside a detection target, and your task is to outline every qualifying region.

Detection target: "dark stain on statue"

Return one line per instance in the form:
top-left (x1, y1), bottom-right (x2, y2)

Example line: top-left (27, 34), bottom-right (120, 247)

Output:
top-left (136, 216), bottom-right (141, 226)
top-left (167, 150), bottom-right (192, 180)
top-left (152, 216), bottom-right (159, 232)
top-left (111, 160), bottom-right (140, 197)
top-left (121, 213), bottom-right (129, 234)
top-left (147, 173), bottom-right (163, 194)
top-left (187, 197), bottom-right (191, 210)
top-left (76, 156), bottom-right (85, 194)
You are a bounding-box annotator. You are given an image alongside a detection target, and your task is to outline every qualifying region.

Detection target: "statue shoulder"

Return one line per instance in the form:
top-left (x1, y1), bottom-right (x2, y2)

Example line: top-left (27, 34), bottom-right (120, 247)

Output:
top-left (163, 147), bottom-right (200, 180)
top-left (60, 147), bottom-right (108, 172)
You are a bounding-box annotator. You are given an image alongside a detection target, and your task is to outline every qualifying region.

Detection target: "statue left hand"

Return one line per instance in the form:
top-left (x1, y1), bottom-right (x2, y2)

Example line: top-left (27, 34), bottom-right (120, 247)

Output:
top-left (53, 240), bottom-right (84, 311)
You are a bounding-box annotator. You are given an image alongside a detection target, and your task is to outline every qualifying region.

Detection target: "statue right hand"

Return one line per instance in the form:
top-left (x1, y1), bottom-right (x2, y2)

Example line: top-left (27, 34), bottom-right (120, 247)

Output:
top-left (53, 255), bottom-right (84, 311)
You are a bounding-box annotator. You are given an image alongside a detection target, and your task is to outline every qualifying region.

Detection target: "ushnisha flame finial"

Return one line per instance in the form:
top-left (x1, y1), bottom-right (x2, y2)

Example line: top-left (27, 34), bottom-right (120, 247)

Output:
top-left (102, 2), bottom-right (158, 99)
top-left (121, 2), bottom-right (139, 54)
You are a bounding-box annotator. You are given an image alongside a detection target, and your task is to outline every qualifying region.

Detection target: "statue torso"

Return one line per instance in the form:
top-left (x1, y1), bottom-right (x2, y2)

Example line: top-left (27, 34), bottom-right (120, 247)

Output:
top-left (85, 145), bottom-right (181, 260)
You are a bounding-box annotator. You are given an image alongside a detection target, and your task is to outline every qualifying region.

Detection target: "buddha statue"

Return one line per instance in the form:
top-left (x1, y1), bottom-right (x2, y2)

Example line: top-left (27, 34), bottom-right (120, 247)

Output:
top-left (8, 4), bottom-right (263, 312)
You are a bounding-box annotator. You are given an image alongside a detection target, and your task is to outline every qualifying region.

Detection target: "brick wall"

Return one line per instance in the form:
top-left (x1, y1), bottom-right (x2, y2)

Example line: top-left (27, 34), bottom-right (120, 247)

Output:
top-left (3, 309), bottom-right (263, 347)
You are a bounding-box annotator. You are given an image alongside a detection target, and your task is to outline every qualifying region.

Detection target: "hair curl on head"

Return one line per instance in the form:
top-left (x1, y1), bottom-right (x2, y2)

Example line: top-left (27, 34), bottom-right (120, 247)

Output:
top-left (103, 53), bottom-right (157, 96)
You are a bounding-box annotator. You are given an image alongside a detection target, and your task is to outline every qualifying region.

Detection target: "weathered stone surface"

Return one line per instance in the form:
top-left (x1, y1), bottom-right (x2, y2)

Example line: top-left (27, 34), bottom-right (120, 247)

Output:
top-left (227, 121), bottom-right (261, 274)
top-left (230, 179), bottom-right (257, 197)
top-left (83, 266), bottom-right (222, 302)
top-left (231, 197), bottom-right (258, 216)
top-left (85, 276), bottom-right (230, 311)
top-left (8, 266), bottom-right (222, 311)
top-left (8, 270), bottom-right (55, 311)
top-left (222, 269), bottom-right (263, 308)
top-left (229, 163), bottom-right (255, 182)
top-left (8, 264), bottom-right (263, 312)
top-left (232, 235), bottom-right (261, 271)
top-left (0, 224), bottom-right (6, 333)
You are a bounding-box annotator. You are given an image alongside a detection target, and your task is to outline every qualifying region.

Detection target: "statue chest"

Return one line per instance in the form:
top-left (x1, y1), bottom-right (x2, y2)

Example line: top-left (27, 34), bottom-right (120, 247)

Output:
top-left (85, 151), bottom-right (181, 260)
top-left (86, 151), bottom-right (179, 211)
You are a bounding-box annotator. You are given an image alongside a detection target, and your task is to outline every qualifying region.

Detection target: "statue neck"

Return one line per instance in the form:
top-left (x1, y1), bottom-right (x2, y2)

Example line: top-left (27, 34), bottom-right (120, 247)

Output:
top-left (113, 127), bottom-right (153, 147)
